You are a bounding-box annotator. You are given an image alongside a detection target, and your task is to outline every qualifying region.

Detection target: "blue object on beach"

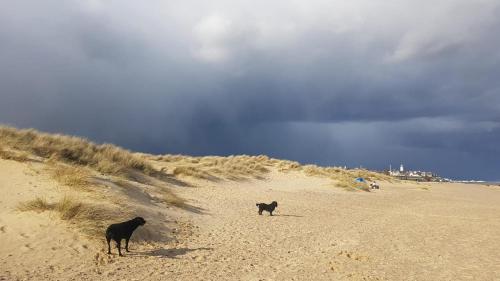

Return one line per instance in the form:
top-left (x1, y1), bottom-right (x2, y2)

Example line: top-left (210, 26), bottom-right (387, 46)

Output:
top-left (355, 177), bottom-right (365, 182)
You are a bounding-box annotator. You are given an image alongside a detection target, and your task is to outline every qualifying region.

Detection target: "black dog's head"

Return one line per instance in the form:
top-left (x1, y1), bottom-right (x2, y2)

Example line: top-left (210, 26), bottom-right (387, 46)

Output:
top-left (133, 217), bottom-right (146, 226)
top-left (271, 201), bottom-right (278, 207)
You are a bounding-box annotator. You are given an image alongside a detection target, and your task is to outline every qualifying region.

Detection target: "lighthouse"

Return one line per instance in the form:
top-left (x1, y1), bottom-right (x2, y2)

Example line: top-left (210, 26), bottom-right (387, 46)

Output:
top-left (400, 163), bottom-right (404, 173)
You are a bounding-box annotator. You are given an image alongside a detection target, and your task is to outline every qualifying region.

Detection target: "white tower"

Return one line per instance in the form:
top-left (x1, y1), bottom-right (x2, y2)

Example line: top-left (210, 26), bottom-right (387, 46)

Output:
top-left (400, 163), bottom-right (404, 173)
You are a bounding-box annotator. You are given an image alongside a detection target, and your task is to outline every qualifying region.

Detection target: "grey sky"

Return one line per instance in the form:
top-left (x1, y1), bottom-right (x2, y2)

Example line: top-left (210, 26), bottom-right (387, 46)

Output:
top-left (1, 0), bottom-right (500, 179)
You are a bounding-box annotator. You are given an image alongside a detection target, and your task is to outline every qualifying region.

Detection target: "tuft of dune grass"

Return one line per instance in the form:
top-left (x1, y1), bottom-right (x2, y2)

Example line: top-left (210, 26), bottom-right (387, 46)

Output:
top-left (172, 166), bottom-right (211, 179)
top-left (17, 196), bottom-right (126, 238)
top-left (277, 160), bottom-right (302, 172)
top-left (17, 197), bottom-right (53, 212)
top-left (47, 163), bottom-right (92, 190)
top-left (0, 145), bottom-right (30, 162)
top-left (56, 196), bottom-right (84, 220)
top-left (17, 196), bottom-right (84, 220)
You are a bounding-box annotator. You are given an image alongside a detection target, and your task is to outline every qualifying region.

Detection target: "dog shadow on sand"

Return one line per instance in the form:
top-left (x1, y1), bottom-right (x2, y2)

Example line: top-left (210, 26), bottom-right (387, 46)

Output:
top-left (128, 247), bottom-right (213, 258)
top-left (273, 213), bottom-right (304, 218)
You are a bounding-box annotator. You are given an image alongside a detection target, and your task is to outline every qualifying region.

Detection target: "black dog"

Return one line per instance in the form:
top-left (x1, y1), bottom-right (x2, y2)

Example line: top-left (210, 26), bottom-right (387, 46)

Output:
top-left (106, 217), bottom-right (146, 256)
top-left (256, 201), bottom-right (278, 216)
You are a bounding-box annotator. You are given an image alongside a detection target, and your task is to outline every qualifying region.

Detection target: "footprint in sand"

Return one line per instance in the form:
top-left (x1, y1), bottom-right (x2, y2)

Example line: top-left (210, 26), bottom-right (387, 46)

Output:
top-left (22, 244), bottom-right (33, 251)
top-left (331, 251), bottom-right (378, 280)
top-left (94, 253), bottom-right (111, 266)
top-left (337, 250), bottom-right (370, 262)
top-left (19, 233), bottom-right (29, 238)
top-left (0, 225), bottom-right (6, 233)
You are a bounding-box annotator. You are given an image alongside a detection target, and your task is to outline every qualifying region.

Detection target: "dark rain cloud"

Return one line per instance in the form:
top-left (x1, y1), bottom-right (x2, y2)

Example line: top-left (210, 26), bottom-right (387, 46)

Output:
top-left (1, 0), bottom-right (500, 180)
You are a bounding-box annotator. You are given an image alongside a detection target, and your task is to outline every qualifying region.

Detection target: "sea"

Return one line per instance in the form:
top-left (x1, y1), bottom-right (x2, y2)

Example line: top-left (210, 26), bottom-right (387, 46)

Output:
top-left (456, 181), bottom-right (500, 186)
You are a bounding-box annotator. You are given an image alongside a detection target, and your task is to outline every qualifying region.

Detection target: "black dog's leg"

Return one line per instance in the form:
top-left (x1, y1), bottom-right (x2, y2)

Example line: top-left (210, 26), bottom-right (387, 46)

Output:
top-left (117, 240), bottom-right (123, 256)
top-left (270, 210), bottom-right (273, 216)
top-left (125, 237), bottom-right (130, 252)
top-left (106, 236), bottom-right (112, 254)
top-left (258, 209), bottom-right (262, 215)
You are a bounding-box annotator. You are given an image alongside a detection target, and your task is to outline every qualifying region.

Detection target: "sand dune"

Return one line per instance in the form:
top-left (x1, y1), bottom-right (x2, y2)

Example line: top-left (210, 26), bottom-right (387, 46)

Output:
top-left (1, 127), bottom-right (500, 280)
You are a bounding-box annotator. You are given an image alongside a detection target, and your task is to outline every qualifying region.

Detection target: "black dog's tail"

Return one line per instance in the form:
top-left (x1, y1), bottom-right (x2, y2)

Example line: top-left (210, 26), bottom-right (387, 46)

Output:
top-left (256, 203), bottom-right (260, 207)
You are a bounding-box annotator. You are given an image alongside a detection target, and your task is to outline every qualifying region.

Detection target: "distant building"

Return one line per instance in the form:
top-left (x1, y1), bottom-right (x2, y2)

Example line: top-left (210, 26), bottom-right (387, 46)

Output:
top-left (389, 163), bottom-right (439, 181)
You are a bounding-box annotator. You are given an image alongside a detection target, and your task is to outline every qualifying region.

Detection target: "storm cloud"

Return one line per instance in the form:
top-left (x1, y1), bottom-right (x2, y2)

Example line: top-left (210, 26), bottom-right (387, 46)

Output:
top-left (1, 0), bottom-right (500, 179)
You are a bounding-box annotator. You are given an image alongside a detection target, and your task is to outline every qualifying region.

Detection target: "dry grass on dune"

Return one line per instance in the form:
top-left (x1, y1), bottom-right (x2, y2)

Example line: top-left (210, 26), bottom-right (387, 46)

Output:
top-left (157, 154), bottom-right (272, 180)
top-left (276, 160), bottom-right (302, 172)
top-left (2, 125), bottom-right (190, 217)
top-left (203, 155), bottom-right (270, 180)
top-left (46, 163), bottom-right (92, 190)
top-left (17, 196), bottom-right (125, 238)
top-left (172, 166), bottom-right (213, 180)
top-left (0, 126), bottom-right (154, 178)
top-left (55, 196), bottom-right (85, 220)
top-left (300, 164), bottom-right (392, 190)
top-left (335, 178), bottom-right (370, 192)
top-left (3, 125), bottom-right (188, 241)
top-left (350, 169), bottom-right (393, 182)
top-left (156, 153), bottom-right (391, 191)
top-left (17, 197), bottom-right (53, 213)
top-left (302, 164), bottom-right (391, 181)
top-left (2, 125), bottom-right (392, 194)
top-left (0, 144), bottom-right (30, 162)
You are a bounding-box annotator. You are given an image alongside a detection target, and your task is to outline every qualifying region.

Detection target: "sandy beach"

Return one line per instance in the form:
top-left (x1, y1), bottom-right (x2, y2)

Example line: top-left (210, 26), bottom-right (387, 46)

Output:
top-left (2, 0), bottom-right (500, 279)
top-left (1, 155), bottom-right (499, 281)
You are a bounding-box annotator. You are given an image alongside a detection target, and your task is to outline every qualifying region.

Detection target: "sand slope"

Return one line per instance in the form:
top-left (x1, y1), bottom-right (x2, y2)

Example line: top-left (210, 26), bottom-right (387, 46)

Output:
top-left (0, 160), bottom-right (96, 280)
top-left (1, 159), bottom-right (500, 280)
